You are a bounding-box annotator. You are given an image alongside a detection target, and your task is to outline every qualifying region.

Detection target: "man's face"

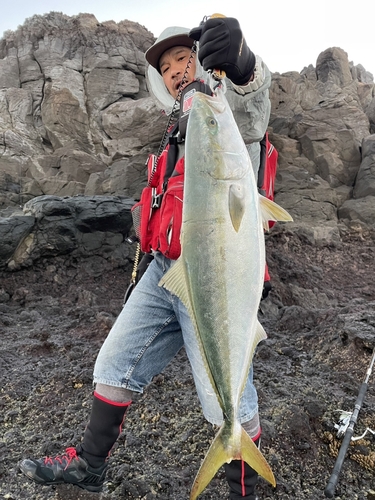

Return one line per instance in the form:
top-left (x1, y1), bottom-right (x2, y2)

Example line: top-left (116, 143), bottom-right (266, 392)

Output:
top-left (159, 46), bottom-right (196, 99)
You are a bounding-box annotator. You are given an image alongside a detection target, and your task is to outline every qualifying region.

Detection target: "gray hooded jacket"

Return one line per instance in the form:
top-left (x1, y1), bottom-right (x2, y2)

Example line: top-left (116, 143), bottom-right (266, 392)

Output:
top-left (145, 26), bottom-right (272, 174)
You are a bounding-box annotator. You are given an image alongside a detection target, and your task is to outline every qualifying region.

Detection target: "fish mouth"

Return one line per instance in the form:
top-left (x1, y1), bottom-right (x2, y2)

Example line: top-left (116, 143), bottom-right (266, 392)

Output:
top-left (196, 91), bottom-right (226, 114)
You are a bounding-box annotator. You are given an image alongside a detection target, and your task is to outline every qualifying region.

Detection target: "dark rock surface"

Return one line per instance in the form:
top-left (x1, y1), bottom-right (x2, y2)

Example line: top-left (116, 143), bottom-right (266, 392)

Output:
top-left (0, 195), bottom-right (135, 269)
top-left (1, 224), bottom-right (375, 500)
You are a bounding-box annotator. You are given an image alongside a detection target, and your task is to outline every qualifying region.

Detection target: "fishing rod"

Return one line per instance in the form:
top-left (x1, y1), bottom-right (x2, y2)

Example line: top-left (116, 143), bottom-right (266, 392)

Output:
top-left (324, 348), bottom-right (375, 498)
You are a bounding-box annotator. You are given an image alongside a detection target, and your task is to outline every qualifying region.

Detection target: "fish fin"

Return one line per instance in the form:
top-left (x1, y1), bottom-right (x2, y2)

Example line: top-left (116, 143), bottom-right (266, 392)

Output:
top-left (247, 321), bottom-right (268, 362)
top-left (190, 425), bottom-right (229, 500)
top-left (239, 427), bottom-right (276, 487)
top-left (259, 195), bottom-right (293, 231)
top-left (159, 258), bottom-right (192, 311)
top-left (256, 320), bottom-right (267, 344)
top-left (229, 184), bottom-right (245, 232)
top-left (190, 423), bottom-right (276, 500)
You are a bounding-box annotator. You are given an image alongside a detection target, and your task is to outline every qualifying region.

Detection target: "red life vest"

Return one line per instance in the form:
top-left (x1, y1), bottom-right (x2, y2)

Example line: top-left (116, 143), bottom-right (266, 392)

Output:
top-left (131, 146), bottom-right (185, 260)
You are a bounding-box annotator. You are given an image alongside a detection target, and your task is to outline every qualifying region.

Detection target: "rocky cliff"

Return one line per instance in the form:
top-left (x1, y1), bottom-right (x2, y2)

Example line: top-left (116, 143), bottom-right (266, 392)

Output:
top-left (0, 12), bottom-right (374, 271)
top-left (0, 12), bottom-right (163, 207)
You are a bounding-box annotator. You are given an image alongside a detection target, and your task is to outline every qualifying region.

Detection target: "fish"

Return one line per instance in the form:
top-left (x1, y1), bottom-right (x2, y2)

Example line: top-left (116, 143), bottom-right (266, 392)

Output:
top-left (159, 86), bottom-right (293, 499)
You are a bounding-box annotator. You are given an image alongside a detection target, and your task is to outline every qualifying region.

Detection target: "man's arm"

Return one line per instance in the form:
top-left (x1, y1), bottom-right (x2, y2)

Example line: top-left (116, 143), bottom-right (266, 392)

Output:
top-left (189, 17), bottom-right (271, 143)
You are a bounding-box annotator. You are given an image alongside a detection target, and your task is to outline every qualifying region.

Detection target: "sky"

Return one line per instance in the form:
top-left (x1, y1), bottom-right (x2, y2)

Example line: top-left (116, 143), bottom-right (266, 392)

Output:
top-left (0, 0), bottom-right (374, 77)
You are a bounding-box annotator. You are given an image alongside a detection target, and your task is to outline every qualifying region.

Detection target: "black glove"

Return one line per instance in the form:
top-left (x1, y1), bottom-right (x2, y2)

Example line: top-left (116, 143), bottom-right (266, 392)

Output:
top-left (189, 17), bottom-right (255, 86)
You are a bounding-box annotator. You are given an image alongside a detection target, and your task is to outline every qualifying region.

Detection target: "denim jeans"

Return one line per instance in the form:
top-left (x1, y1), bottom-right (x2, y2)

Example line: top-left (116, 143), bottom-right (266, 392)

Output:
top-left (94, 252), bottom-right (259, 425)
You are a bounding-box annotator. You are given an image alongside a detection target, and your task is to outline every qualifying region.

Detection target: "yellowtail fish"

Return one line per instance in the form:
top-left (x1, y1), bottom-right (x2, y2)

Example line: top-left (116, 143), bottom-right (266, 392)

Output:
top-left (160, 87), bottom-right (292, 498)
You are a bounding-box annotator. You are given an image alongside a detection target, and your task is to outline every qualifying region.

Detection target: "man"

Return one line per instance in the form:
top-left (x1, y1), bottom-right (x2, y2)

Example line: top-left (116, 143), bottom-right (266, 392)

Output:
top-left (19, 17), bottom-right (271, 500)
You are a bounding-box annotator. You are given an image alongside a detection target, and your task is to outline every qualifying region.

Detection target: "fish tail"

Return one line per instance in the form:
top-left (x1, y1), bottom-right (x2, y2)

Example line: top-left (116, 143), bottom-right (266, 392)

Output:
top-left (190, 423), bottom-right (276, 499)
top-left (239, 426), bottom-right (276, 486)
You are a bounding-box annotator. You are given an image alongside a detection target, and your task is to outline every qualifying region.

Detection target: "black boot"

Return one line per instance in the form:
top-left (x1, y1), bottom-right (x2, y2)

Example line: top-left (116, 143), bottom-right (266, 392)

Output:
top-left (80, 392), bottom-right (131, 467)
top-left (224, 438), bottom-right (260, 500)
top-left (19, 392), bottom-right (130, 492)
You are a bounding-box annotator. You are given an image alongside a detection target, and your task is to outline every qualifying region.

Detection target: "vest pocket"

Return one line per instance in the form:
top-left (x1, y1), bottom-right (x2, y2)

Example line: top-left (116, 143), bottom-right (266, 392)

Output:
top-left (158, 176), bottom-right (184, 260)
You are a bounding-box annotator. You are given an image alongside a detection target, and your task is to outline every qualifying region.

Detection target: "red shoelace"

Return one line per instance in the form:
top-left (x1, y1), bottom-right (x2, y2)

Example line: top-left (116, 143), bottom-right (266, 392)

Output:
top-left (44, 447), bottom-right (78, 468)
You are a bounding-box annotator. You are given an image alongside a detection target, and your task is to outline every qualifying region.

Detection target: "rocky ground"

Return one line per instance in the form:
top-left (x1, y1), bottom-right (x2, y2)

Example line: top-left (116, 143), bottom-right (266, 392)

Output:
top-left (1, 224), bottom-right (375, 500)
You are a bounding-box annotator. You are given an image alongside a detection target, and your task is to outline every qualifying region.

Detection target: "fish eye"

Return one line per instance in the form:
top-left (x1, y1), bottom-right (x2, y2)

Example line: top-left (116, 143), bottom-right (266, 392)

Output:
top-left (206, 116), bottom-right (217, 128)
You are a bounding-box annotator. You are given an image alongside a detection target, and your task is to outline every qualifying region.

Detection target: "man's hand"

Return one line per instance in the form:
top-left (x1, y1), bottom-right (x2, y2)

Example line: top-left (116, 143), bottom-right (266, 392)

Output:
top-left (189, 17), bottom-right (255, 86)
top-left (261, 280), bottom-right (272, 301)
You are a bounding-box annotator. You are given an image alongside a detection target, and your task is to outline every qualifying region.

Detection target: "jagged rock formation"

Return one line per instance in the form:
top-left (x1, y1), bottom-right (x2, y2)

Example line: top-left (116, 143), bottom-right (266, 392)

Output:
top-left (0, 12), bottom-right (165, 207)
top-left (269, 47), bottom-right (375, 238)
top-left (0, 195), bottom-right (134, 269)
top-left (0, 12), bottom-right (374, 269)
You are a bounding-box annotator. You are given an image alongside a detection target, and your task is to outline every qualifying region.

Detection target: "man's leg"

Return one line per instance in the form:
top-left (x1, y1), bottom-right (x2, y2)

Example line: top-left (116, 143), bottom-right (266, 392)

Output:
top-left (224, 415), bottom-right (261, 500)
top-left (79, 386), bottom-right (133, 467)
top-left (19, 387), bottom-right (131, 492)
top-left (19, 253), bottom-right (185, 491)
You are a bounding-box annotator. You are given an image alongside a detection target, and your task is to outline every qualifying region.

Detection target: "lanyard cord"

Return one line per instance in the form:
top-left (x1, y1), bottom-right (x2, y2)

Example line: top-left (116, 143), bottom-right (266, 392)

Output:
top-left (147, 41), bottom-right (198, 188)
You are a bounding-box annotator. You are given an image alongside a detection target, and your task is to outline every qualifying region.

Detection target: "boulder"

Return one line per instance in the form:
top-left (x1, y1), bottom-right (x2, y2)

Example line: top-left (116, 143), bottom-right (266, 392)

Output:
top-left (0, 194), bottom-right (135, 269)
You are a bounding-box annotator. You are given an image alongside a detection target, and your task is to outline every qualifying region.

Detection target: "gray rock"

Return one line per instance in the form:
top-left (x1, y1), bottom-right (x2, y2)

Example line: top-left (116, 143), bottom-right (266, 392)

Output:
top-left (0, 12), bottom-right (154, 204)
top-left (1, 194), bottom-right (135, 269)
top-left (338, 195), bottom-right (375, 229)
top-left (0, 215), bottom-right (35, 263)
top-left (353, 134), bottom-right (375, 198)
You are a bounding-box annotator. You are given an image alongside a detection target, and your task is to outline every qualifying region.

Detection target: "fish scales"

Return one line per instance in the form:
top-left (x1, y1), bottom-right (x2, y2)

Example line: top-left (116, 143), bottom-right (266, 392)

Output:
top-left (160, 87), bottom-right (292, 498)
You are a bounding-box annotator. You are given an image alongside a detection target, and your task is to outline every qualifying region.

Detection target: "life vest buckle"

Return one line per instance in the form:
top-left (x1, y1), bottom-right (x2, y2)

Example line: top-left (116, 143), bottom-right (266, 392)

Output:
top-left (151, 191), bottom-right (163, 208)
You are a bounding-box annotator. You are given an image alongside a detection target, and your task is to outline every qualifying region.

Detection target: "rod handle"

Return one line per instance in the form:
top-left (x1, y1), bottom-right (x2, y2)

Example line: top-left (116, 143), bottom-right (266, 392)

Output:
top-left (324, 426), bottom-right (354, 497)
